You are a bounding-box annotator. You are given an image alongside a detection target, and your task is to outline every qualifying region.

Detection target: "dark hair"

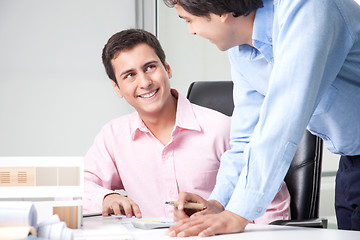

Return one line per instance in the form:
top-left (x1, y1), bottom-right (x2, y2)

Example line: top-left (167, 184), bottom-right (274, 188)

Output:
top-left (102, 29), bottom-right (166, 83)
top-left (163, 0), bottom-right (263, 17)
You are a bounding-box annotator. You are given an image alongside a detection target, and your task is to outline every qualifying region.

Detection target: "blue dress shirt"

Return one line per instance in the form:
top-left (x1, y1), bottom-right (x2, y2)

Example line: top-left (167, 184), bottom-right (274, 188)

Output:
top-left (209, 0), bottom-right (360, 221)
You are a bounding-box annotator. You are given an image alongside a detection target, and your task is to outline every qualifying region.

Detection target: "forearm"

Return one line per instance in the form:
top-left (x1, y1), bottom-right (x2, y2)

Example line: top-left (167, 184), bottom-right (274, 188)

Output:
top-left (83, 177), bottom-right (117, 213)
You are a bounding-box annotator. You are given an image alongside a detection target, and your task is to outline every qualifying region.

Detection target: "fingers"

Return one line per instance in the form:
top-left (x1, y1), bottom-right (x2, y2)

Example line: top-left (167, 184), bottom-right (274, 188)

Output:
top-left (122, 199), bottom-right (142, 218)
top-left (173, 206), bottom-right (190, 221)
top-left (131, 202), bottom-right (142, 218)
top-left (167, 211), bottom-right (249, 237)
top-left (120, 199), bottom-right (133, 217)
top-left (189, 209), bottom-right (206, 218)
top-left (198, 226), bottom-right (215, 238)
top-left (177, 192), bottom-right (207, 210)
top-left (173, 192), bottom-right (208, 221)
top-left (102, 193), bottom-right (142, 218)
top-left (190, 200), bottom-right (224, 218)
top-left (168, 215), bottom-right (220, 237)
top-left (102, 207), bottom-right (111, 216)
top-left (176, 192), bottom-right (189, 210)
top-left (167, 216), bottom-right (207, 237)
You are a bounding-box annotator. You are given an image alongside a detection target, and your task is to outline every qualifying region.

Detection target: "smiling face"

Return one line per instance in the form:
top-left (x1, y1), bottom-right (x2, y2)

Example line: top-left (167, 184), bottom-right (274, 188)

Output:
top-left (174, 4), bottom-right (255, 51)
top-left (175, 4), bottom-right (230, 51)
top-left (111, 43), bottom-right (174, 117)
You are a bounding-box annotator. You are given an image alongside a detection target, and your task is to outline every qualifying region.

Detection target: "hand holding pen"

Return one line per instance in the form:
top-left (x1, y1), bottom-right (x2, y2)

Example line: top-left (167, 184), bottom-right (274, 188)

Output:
top-left (168, 192), bottom-right (224, 221)
top-left (166, 192), bottom-right (226, 237)
top-left (168, 192), bottom-right (207, 221)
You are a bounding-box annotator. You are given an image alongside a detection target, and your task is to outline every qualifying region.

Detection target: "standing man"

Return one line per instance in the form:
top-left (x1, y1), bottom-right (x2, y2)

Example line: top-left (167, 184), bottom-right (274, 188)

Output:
top-left (163, 0), bottom-right (360, 237)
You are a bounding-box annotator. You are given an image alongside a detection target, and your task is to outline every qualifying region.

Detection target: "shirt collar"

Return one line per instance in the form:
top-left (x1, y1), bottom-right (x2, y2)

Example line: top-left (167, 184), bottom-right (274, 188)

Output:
top-left (173, 89), bottom-right (202, 132)
top-left (129, 112), bottom-right (148, 140)
top-left (251, 0), bottom-right (274, 63)
top-left (130, 89), bottom-right (201, 140)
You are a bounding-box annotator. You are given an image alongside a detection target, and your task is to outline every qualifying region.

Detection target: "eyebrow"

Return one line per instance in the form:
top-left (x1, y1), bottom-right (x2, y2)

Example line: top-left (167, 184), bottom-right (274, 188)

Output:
top-left (143, 60), bottom-right (158, 67)
top-left (119, 68), bottom-right (134, 78)
top-left (119, 60), bottom-right (159, 78)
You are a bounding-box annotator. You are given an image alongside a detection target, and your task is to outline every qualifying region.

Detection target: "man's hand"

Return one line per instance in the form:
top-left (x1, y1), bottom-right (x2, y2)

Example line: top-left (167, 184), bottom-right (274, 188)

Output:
top-left (102, 193), bottom-right (142, 218)
top-left (167, 210), bottom-right (249, 237)
top-left (173, 192), bottom-right (224, 221)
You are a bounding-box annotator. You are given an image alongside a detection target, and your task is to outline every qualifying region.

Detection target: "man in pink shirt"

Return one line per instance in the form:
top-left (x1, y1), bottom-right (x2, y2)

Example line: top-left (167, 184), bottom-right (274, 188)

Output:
top-left (83, 29), bottom-right (290, 222)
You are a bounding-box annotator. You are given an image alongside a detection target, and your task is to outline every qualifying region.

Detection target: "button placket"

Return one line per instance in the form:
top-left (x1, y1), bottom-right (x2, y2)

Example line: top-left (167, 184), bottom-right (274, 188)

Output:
top-left (162, 148), bottom-right (178, 216)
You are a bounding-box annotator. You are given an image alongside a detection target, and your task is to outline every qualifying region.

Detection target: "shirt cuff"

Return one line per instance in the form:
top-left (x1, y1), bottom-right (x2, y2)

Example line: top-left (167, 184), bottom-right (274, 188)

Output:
top-left (225, 188), bottom-right (270, 221)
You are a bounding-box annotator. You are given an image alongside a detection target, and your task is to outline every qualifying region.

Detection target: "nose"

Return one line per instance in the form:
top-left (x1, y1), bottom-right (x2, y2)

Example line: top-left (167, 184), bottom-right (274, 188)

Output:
top-left (188, 24), bottom-right (196, 35)
top-left (138, 73), bottom-right (152, 88)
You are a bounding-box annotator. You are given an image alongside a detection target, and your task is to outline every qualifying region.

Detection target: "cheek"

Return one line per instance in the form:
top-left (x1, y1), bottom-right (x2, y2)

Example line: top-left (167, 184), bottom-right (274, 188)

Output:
top-left (155, 73), bottom-right (171, 90)
top-left (119, 83), bottom-right (136, 95)
top-left (152, 71), bottom-right (167, 81)
top-left (194, 25), bottom-right (209, 38)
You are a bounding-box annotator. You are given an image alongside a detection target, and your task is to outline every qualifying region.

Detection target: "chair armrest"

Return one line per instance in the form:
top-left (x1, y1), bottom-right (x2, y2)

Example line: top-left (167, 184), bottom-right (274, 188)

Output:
top-left (269, 218), bottom-right (328, 228)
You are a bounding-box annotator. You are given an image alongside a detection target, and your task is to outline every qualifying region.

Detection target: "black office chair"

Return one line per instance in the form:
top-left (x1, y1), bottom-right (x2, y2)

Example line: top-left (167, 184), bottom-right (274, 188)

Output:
top-left (187, 81), bottom-right (327, 228)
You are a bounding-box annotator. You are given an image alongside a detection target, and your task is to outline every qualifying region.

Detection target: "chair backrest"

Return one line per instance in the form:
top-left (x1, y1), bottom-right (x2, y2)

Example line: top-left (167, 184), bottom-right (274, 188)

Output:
top-left (187, 81), bottom-right (323, 220)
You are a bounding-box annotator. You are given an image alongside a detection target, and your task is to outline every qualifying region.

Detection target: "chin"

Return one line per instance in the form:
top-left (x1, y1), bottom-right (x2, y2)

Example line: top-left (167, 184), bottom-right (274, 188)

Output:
top-left (215, 43), bottom-right (230, 52)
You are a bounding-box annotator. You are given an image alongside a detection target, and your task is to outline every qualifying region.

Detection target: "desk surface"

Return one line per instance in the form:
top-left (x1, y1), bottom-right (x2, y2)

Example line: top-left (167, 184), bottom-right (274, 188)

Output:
top-left (76, 216), bottom-right (360, 240)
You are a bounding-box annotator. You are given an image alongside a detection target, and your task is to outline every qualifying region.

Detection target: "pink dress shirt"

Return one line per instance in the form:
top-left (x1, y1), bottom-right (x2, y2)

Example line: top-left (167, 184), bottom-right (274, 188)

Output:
top-left (84, 90), bottom-right (290, 221)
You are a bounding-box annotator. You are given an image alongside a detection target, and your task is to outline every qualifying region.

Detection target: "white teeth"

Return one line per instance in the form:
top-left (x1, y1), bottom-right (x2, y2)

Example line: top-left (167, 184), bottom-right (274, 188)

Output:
top-left (140, 89), bottom-right (157, 98)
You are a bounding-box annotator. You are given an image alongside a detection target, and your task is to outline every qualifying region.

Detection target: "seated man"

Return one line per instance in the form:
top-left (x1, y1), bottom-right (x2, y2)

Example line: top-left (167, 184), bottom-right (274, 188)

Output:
top-left (83, 28), bottom-right (290, 223)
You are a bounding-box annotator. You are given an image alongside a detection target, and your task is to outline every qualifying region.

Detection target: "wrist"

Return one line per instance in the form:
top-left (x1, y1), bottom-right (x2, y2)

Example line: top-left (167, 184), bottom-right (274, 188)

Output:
top-left (223, 210), bottom-right (250, 224)
top-left (103, 192), bottom-right (121, 200)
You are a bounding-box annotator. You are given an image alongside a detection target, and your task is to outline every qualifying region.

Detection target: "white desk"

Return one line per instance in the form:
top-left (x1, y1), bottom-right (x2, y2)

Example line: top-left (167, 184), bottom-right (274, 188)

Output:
top-left (76, 216), bottom-right (360, 240)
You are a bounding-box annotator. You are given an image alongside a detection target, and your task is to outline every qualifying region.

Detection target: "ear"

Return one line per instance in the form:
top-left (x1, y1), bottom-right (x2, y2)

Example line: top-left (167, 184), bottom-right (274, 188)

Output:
top-left (112, 81), bottom-right (123, 98)
top-left (164, 61), bottom-right (172, 79)
top-left (220, 12), bottom-right (231, 23)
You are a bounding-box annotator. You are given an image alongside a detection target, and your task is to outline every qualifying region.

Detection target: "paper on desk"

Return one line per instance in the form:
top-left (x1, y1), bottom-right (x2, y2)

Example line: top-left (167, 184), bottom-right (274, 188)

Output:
top-left (75, 216), bottom-right (133, 240)
top-left (119, 217), bottom-right (175, 230)
top-left (75, 216), bottom-right (174, 239)
top-left (0, 201), bottom-right (37, 227)
top-left (79, 225), bottom-right (133, 240)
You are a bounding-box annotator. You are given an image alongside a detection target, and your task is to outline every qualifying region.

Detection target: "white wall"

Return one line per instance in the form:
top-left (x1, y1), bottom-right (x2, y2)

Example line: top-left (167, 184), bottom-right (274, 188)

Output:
top-left (0, 0), bottom-right (155, 156)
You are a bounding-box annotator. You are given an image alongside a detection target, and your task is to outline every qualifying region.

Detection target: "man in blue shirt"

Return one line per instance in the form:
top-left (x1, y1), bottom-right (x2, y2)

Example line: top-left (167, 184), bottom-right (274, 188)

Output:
top-left (163, 0), bottom-right (360, 237)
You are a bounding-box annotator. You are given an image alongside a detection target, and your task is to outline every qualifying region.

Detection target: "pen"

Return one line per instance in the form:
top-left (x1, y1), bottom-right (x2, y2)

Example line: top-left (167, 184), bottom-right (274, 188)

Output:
top-left (165, 201), bottom-right (206, 211)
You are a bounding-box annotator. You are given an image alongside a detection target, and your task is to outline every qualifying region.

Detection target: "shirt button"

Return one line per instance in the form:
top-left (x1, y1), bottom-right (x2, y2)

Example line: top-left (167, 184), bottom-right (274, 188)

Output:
top-left (268, 37), bottom-right (272, 42)
top-left (257, 207), bottom-right (262, 213)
